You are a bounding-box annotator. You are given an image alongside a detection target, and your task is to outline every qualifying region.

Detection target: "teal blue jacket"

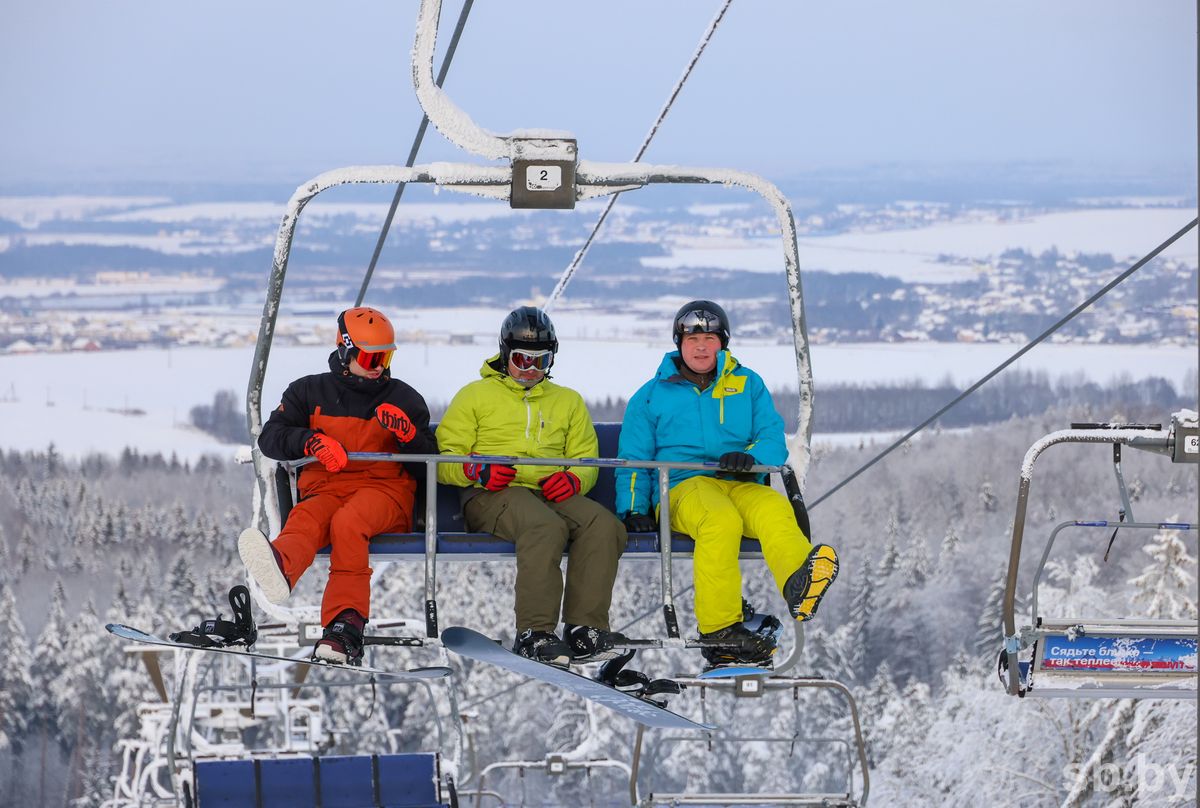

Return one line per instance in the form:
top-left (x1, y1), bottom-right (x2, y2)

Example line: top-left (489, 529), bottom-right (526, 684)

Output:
top-left (614, 350), bottom-right (787, 516)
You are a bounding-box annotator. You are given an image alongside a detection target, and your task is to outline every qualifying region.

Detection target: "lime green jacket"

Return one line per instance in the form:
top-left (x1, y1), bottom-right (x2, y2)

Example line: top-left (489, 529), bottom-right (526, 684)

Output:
top-left (436, 355), bottom-right (599, 493)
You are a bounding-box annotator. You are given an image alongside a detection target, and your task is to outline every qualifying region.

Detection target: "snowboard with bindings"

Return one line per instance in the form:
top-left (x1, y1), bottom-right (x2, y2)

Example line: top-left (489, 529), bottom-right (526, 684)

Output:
top-left (105, 623), bottom-right (452, 682)
top-left (441, 626), bottom-right (713, 731)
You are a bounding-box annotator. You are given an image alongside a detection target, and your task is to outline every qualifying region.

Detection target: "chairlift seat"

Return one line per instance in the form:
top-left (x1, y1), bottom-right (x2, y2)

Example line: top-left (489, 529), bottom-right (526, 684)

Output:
top-left (194, 753), bottom-right (446, 808)
top-left (287, 422), bottom-right (766, 559)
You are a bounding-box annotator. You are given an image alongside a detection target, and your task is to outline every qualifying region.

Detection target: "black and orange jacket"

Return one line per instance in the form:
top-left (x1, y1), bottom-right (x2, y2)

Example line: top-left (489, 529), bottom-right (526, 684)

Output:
top-left (259, 352), bottom-right (438, 497)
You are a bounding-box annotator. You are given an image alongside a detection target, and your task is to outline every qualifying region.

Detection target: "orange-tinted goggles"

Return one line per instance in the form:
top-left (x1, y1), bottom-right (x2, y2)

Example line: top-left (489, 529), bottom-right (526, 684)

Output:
top-left (355, 348), bottom-right (394, 370)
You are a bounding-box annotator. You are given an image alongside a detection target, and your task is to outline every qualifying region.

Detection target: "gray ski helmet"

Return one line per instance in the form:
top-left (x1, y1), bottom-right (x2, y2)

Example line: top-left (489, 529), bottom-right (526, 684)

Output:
top-left (672, 300), bottom-right (730, 349)
top-left (499, 306), bottom-right (558, 367)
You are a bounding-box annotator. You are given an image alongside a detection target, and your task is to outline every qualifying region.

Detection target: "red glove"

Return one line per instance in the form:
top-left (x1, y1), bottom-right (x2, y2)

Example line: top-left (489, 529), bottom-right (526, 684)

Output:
top-left (540, 470), bottom-right (581, 502)
top-left (304, 433), bottom-right (348, 472)
top-left (464, 460), bottom-right (517, 491)
top-left (375, 403), bottom-right (417, 443)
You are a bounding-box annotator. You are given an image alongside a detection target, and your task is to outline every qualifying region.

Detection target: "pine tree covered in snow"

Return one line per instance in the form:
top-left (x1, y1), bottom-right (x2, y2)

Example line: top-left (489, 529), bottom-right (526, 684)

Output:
top-left (0, 580), bottom-right (35, 806)
top-left (1128, 521), bottom-right (1198, 620)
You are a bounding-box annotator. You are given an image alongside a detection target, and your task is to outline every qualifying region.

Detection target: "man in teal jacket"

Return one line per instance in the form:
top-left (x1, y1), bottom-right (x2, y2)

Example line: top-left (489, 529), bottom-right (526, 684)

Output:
top-left (437, 307), bottom-right (628, 667)
top-left (615, 300), bottom-right (838, 667)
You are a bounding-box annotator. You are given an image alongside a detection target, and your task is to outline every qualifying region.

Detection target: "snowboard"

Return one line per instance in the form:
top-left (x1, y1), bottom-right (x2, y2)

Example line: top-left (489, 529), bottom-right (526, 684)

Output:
top-left (106, 623), bottom-right (451, 682)
top-left (441, 626), bottom-right (714, 731)
top-left (696, 664), bottom-right (773, 680)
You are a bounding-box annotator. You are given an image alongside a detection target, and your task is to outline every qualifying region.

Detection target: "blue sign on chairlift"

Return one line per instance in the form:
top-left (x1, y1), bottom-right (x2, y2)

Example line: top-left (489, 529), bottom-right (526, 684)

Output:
top-left (1040, 635), bottom-right (1198, 673)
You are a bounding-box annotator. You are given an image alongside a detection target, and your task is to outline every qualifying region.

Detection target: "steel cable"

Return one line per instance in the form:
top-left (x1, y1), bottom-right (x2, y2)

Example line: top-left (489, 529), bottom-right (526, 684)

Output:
top-left (543, 0), bottom-right (735, 310)
top-left (355, 0), bottom-right (475, 307)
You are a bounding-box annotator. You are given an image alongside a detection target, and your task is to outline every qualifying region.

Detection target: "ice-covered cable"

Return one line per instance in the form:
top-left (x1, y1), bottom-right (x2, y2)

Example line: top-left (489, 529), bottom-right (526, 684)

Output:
top-left (356, 0), bottom-right (475, 307)
top-left (808, 217), bottom-right (1199, 510)
top-left (543, 0), bottom-right (736, 310)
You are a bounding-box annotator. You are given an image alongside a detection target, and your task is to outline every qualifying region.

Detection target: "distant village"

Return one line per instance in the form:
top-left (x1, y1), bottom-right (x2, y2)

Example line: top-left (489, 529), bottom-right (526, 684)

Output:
top-left (0, 198), bottom-right (1195, 354)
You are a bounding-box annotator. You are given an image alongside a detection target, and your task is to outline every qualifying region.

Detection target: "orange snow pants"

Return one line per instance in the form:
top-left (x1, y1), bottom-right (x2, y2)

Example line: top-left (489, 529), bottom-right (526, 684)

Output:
top-left (273, 475), bottom-right (415, 626)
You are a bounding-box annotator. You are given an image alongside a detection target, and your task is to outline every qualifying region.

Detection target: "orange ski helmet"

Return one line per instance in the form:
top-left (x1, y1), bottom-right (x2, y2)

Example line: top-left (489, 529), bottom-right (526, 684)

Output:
top-left (336, 307), bottom-right (396, 370)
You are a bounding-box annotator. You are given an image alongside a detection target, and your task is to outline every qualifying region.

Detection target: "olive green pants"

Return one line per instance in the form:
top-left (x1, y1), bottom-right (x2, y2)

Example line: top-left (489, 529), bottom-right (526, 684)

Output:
top-left (463, 486), bottom-right (628, 633)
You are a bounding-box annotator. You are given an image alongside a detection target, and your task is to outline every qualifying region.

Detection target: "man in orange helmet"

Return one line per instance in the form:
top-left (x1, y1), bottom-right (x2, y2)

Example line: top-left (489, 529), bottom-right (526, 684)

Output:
top-left (239, 306), bottom-right (437, 665)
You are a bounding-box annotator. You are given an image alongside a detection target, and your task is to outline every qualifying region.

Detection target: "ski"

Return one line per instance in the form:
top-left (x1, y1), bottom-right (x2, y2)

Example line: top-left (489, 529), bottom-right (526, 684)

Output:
top-left (441, 626), bottom-right (714, 731)
top-left (106, 623), bottom-right (451, 682)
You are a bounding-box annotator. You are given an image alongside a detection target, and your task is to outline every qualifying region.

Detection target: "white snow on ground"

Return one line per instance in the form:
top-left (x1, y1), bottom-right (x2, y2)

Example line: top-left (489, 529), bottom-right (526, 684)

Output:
top-left (0, 195), bottom-right (171, 228)
top-left (2, 231), bottom-right (269, 256)
top-left (0, 340), bottom-right (1192, 461)
top-left (0, 275), bottom-right (224, 298)
top-left (643, 208), bottom-right (1199, 282)
top-left (99, 200), bottom-right (535, 225)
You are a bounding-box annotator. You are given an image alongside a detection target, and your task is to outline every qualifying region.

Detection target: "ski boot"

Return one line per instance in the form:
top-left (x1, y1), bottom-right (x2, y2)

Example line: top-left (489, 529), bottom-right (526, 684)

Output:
top-left (313, 609), bottom-right (366, 666)
top-left (513, 629), bottom-right (571, 668)
top-left (238, 527), bottom-right (291, 605)
top-left (170, 585), bottom-right (258, 648)
top-left (564, 624), bottom-right (630, 663)
top-left (783, 544), bottom-right (839, 622)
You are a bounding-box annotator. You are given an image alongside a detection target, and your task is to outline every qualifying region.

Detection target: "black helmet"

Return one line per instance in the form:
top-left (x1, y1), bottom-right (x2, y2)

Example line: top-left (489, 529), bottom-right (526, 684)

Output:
top-left (499, 306), bottom-right (558, 368)
top-left (672, 300), bottom-right (729, 349)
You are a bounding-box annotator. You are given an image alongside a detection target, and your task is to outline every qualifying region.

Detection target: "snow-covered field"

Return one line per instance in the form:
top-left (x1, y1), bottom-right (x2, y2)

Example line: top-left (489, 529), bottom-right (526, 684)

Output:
top-left (644, 208), bottom-right (1199, 282)
top-left (0, 339), bottom-right (1192, 460)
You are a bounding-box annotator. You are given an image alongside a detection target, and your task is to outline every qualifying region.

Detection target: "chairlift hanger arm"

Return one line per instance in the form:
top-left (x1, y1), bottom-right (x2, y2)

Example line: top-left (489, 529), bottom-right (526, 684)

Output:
top-left (249, 160), bottom-right (811, 481)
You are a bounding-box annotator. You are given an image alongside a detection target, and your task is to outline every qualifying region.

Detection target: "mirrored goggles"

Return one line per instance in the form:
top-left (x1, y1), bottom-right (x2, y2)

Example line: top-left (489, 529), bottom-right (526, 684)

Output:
top-left (510, 349), bottom-right (553, 371)
top-left (355, 348), bottom-right (394, 370)
top-left (677, 309), bottom-right (721, 335)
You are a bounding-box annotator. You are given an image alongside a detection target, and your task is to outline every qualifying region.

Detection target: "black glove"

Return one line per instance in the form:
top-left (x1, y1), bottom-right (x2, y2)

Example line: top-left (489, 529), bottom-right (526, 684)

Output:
top-left (718, 451), bottom-right (756, 472)
top-left (623, 512), bottom-right (658, 533)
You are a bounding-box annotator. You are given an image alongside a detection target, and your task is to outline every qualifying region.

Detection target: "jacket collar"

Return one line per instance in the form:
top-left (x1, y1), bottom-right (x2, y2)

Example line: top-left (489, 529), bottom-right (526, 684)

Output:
top-left (656, 349), bottom-right (737, 388)
top-left (328, 350), bottom-right (390, 391)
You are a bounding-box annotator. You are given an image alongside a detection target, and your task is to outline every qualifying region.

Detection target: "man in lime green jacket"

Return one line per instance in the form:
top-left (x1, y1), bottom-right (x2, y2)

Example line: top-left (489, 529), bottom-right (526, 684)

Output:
top-left (437, 307), bottom-right (628, 667)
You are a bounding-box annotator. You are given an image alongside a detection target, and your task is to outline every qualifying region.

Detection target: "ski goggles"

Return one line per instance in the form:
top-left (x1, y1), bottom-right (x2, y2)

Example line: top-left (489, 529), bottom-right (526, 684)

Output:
top-left (354, 348), bottom-right (394, 370)
top-left (677, 309), bottom-right (722, 335)
top-left (510, 348), bottom-right (553, 371)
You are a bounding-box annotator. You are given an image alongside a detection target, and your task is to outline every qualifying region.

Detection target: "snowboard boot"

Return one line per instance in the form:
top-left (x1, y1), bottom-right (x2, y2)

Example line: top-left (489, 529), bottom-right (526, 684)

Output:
top-left (238, 528), bottom-right (291, 605)
top-left (513, 629), bottom-right (572, 668)
top-left (313, 609), bottom-right (366, 666)
top-left (699, 622), bottom-right (777, 668)
top-left (783, 544), bottom-right (839, 622)
top-left (564, 624), bottom-right (630, 663)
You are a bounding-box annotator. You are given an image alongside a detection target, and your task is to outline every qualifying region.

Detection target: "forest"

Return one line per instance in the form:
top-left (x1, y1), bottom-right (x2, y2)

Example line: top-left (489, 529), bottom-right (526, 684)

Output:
top-left (0, 408), bottom-right (1195, 806)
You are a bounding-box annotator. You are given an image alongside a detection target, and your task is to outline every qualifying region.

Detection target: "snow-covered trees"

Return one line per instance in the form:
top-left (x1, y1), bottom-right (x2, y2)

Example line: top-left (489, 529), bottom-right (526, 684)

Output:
top-left (0, 414), bottom-right (1193, 806)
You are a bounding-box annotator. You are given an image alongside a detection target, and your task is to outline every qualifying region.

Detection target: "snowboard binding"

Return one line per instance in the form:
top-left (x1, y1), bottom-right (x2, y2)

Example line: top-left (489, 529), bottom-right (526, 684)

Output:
top-left (597, 649), bottom-right (682, 706)
top-left (169, 585), bottom-right (258, 649)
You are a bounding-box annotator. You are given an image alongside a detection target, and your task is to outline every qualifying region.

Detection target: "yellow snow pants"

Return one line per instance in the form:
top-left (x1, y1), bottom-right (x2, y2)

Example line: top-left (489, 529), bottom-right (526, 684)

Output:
top-left (667, 476), bottom-right (812, 634)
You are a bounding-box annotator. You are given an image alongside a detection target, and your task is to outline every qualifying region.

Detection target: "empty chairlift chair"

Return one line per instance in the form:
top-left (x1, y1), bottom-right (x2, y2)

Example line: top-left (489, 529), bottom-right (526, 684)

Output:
top-left (999, 412), bottom-right (1199, 699)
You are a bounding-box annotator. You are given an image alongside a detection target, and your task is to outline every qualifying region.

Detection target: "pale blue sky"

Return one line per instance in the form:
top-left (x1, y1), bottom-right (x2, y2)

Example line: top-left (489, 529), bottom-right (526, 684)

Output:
top-left (2, 1), bottom-right (1196, 185)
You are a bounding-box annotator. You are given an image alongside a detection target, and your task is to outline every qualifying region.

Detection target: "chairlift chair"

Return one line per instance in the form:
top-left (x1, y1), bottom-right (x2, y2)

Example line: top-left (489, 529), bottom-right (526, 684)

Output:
top-left (999, 412), bottom-right (1199, 699)
top-left (243, 0), bottom-right (819, 666)
top-left (630, 677), bottom-right (869, 807)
